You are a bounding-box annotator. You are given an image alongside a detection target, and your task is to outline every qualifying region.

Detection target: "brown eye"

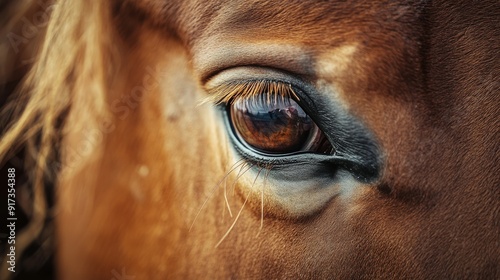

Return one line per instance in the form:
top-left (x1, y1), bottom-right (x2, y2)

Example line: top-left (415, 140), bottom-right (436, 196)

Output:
top-left (229, 92), bottom-right (334, 155)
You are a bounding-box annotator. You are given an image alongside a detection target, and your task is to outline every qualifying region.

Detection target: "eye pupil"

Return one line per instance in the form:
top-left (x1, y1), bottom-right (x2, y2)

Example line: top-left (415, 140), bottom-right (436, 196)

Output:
top-left (230, 92), bottom-right (333, 155)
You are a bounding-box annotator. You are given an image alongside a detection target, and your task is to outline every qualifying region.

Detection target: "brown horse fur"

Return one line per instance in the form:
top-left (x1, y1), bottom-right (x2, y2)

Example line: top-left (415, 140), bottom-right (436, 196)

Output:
top-left (0, 0), bottom-right (499, 279)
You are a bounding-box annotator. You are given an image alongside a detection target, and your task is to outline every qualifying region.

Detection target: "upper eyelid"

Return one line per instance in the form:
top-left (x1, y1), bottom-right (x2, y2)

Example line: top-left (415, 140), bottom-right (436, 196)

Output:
top-left (201, 66), bottom-right (321, 115)
top-left (202, 79), bottom-right (300, 106)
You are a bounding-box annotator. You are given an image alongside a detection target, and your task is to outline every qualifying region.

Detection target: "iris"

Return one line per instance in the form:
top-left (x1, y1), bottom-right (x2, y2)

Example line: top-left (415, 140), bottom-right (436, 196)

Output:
top-left (229, 91), bottom-right (333, 155)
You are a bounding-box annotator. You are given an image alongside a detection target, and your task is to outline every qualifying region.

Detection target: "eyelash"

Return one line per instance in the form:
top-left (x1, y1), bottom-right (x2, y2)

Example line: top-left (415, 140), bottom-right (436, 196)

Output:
top-left (204, 80), bottom-right (300, 106)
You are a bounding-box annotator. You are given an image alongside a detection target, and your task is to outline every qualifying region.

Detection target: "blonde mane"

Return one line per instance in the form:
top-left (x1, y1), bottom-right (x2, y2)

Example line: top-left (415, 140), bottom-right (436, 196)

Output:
top-left (1, 1), bottom-right (116, 276)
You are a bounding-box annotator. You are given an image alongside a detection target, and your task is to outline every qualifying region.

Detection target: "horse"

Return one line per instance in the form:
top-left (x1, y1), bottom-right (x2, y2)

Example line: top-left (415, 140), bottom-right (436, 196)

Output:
top-left (0, 0), bottom-right (498, 279)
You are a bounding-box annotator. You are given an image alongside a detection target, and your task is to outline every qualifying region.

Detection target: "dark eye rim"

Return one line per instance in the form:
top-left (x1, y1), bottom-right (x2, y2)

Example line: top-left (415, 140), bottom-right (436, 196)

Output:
top-left (221, 104), bottom-right (342, 165)
top-left (227, 87), bottom-right (334, 157)
top-left (227, 108), bottom-right (326, 159)
top-left (216, 78), bottom-right (332, 151)
top-left (209, 70), bottom-right (381, 183)
top-left (222, 104), bottom-right (380, 183)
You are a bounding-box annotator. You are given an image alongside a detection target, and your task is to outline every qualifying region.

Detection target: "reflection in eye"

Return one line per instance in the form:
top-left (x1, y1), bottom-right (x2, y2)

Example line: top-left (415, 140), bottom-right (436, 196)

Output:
top-left (231, 92), bottom-right (332, 154)
top-left (208, 80), bottom-right (334, 155)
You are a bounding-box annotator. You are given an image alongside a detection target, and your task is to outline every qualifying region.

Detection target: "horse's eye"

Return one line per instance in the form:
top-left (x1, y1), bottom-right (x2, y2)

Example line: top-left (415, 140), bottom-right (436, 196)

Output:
top-left (229, 92), bottom-right (334, 155)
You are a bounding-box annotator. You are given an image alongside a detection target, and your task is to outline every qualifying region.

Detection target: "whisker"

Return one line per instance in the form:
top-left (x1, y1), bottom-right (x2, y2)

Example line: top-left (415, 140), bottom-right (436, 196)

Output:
top-left (231, 163), bottom-right (254, 196)
top-left (221, 187), bottom-right (226, 220)
top-left (256, 166), bottom-right (272, 237)
top-left (221, 138), bottom-right (233, 218)
top-left (223, 175), bottom-right (233, 218)
top-left (215, 168), bottom-right (263, 248)
top-left (189, 159), bottom-right (245, 232)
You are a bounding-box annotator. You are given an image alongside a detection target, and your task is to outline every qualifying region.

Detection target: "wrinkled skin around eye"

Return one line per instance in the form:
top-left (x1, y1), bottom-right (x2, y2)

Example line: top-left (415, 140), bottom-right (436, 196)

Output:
top-left (229, 93), bottom-right (332, 154)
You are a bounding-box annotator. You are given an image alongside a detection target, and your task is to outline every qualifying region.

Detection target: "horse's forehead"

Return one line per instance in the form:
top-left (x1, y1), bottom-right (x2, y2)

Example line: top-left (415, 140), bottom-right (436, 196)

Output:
top-left (155, 1), bottom-right (423, 102)
top-left (135, 0), bottom-right (420, 43)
